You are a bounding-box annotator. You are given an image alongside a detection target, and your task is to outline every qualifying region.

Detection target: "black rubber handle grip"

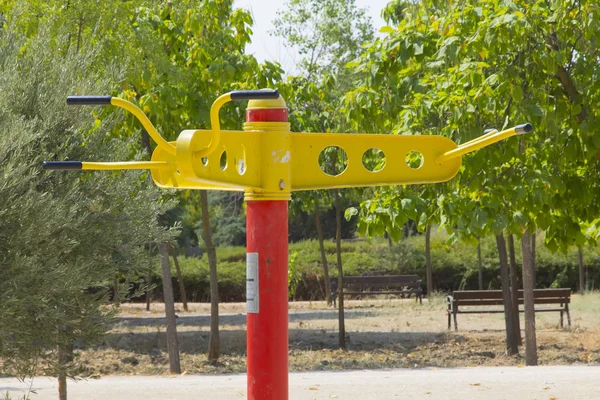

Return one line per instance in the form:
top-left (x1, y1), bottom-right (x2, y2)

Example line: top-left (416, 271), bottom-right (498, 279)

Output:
top-left (230, 89), bottom-right (279, 101)
top-left (67, 96), bottom-right (112, 105)
top-left (42, 161), bottom-right (83, 170)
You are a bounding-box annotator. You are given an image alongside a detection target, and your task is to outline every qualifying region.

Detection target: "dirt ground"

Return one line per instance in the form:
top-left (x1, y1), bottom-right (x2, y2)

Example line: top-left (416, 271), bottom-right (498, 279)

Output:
top-left (62, 293), bottom-right (600, 376)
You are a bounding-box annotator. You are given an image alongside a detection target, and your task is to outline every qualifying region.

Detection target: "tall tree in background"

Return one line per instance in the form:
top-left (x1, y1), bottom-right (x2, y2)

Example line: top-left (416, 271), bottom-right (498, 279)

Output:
top-left (200, 190), bottom-right (220, 360)
top-left (2, 0), bottom-right (284, 390)
top-left (274, 0), bottom-right (374, 333)
top-left (0, 28), bottom-right (174, 399)
top-left (273, 0), bottom-right (373, 81)
top-left (346, 0), bottom-right (600, 365)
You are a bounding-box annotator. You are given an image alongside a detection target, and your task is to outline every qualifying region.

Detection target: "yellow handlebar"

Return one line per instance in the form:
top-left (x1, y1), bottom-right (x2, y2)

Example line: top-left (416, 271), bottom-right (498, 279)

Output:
top-left (110, 98), bottom-right (176, 156)
top-left (44, 91), bottom-right (282, 171)
top-left (197, 89), bottom-right (282, 158)
top-left (436, 124), bottom-right (532, 164)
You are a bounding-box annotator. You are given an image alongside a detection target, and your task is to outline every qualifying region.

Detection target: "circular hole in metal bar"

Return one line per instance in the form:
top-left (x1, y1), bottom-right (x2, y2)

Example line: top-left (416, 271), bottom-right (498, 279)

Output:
top-left (405, 150), bottom-right (424, 169)
top-left (220, 150), bottom-right (227, 171)
top-left (201, 157), bottom-right (208, 166)
top-left (318, 146), bottom-right (348, 176)
top-left (362, 148), bottom-right (386, 172)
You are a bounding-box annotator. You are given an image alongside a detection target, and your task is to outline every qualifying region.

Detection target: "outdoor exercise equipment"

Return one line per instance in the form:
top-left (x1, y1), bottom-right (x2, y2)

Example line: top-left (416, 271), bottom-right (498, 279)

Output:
top-left (43, 89), bottom-right (532, 400)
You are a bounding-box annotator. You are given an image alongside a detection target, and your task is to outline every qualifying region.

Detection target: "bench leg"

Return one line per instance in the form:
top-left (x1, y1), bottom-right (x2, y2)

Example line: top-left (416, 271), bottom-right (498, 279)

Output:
top-left (447, 311), bottom-right (451, 330)
top-left (453, 309), bottom-right (458, 331)
top-left (560, 310), bottom-right (564, 328)
top-left (566, 304), bottom-right (571, 327)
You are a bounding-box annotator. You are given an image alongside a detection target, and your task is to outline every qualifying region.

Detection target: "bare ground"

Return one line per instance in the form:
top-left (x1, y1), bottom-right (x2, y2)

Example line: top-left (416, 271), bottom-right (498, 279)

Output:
top-left (63, 293), bottom-right (600, 376)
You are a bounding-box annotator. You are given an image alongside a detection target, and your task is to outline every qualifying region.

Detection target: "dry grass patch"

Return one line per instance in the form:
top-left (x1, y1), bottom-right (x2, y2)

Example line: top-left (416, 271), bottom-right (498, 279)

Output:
top-left (10, 293), bottom-right (600, 377)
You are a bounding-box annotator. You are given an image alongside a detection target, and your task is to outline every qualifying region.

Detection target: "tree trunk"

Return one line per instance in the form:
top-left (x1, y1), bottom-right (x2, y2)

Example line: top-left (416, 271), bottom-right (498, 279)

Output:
top-left (334, 189), bottom-right (346, 349)
top-left (314, 201), bottom-right (332, 305)
top-left (200, 190), bottom-right (220, 360)
top-left (578, 247), bottom-right (585, 294)
top-left (508, 234), bottom-right (522, 346)
top-left (57, 329), bottom-right (73, 400)
top-left (495, 234), bottom-right (518, 355)
top-left (169, 244), bottom-right (188, 311)
top-left (521, 230), bottom-right (538, 365)
top-left (477, 241), bottom-right (483, 290)
top-left (113, 276), bottom-right (120, 307)
top-left (425, 226), bottom-right (433, 296)
top-left (146, 244), bottom-right (153, 311)
top-left (141, 130), bottom-right (153, 156)
top-left (531, 232), bottom-right (537, 285)
top-left (157, 242), bottom-right (181, 373)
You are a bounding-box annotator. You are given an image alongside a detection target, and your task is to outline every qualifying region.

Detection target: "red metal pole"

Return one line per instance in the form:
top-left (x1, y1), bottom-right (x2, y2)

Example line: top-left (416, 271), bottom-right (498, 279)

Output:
top-left (245, 103), bottom-right (289, 400)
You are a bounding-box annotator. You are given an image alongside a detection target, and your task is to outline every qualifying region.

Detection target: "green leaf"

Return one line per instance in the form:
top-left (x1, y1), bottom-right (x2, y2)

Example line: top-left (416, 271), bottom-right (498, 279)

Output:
top-left (513, 211), bottom-right (528, 226)
top-left (527, 104), bottom-right (544, 117)
top-left (344, 207), bottom-right (358, 221)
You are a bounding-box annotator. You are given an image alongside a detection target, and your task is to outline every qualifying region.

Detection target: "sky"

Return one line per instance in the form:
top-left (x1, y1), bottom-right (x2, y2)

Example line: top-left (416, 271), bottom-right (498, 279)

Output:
top-left (233, 0), bottom-right (390, 75)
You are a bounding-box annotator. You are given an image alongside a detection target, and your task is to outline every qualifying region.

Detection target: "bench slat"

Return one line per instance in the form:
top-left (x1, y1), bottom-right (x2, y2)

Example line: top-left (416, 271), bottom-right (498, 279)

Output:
top-left (457, 307), bottom-right (565, 314)
top-left (344, 290), bottom-right (422, 295)
top-left (454, 298), bottom-right (569, 306)
top-left (453, 289), bottom-right (571, 300)
top-left (343, 282), bottom-right (420, 289)
top-left (343, 276), bottom-right (420, 284)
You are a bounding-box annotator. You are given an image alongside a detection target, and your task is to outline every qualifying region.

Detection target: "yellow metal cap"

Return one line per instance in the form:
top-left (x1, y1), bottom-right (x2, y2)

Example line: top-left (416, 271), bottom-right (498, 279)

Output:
top-left (247, 96), bottom-right (287, 109)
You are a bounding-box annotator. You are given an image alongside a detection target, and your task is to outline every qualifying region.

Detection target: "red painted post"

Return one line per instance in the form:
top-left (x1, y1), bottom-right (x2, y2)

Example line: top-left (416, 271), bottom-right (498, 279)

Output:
top-left (245, 101), bottom-right (289, 400)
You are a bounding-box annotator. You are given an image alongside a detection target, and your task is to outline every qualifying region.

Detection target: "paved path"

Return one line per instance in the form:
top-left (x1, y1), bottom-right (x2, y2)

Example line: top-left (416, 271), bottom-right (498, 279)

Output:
top-left (1, 366), bottom-right (597, 399)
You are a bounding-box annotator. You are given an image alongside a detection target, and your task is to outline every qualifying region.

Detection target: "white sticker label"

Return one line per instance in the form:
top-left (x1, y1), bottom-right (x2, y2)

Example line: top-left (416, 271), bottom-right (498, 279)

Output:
top-left (246, 253), bottom-right (259, 314)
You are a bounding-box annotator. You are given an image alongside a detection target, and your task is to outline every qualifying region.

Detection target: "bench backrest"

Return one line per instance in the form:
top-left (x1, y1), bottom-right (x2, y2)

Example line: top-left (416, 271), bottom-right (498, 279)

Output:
top-left (332, 275), bottom-right (422, 290)
top-left (451, 288), bottom-right (571, 306)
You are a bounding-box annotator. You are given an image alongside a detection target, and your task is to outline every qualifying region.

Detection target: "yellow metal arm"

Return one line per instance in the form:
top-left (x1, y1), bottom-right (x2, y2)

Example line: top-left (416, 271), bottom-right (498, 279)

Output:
top-left (110, 98), bottom-right (176, 156)
top-left (44, 92), bottom-right (531, 198)
top-left (195, 89), bottom-right (282, 158)
top-left (62, 95), bottom-right (176, 155)
top-left (436, 124), bottom-right (532, 164)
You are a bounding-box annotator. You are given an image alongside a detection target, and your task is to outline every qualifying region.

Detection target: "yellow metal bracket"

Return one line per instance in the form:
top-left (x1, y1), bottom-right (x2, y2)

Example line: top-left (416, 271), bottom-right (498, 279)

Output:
top-left (43, 91), bottom-right (532, 200)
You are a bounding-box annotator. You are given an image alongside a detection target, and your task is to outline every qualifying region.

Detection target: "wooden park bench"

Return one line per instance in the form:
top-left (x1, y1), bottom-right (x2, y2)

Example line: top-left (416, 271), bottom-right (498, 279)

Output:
top-left (447, 288), bottom-right (572, 330)
top-left (331, 275), bottom-right (423, 307)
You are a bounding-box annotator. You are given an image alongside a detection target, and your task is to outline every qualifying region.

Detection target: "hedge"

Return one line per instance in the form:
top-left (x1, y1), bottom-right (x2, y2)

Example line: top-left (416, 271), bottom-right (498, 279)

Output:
top-left (138, 231), bottom-right (600, 303)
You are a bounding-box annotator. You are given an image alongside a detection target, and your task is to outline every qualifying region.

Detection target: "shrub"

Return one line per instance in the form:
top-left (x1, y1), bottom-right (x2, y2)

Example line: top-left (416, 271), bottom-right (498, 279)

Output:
top-left (141, 232), bottom-right (600, 303)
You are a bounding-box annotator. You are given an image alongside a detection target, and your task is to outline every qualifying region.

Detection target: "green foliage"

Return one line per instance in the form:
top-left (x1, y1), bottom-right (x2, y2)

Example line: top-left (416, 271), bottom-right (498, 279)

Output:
top-left (0, 28), bottom-right (174, 378)
top-left (346, 0), bottom-right (600, 254)
top-left (153, 233), bottom-right (600, 302)
top-left (288, 251), bottom-right (301, 299)
top-left (272, 0), bottom-right (373, 79)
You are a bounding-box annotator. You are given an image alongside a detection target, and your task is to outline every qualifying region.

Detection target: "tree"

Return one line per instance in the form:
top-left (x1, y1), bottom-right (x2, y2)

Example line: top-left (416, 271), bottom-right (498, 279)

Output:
top-left (117, 1), bottom-right (284, 362)
top-left (272, 0), bottom-right (373, 80)
top-left (275, 0), bottom-right (374, 343)
top-left (200, 190), bottom-right (220, 360)
top-left (521, 230), bottom-right (537, 365)
top-left (346, 0), bottom-right (600, 364)
top-left (158, 243), bottom-right (182, 373)
top-left (169, 244), bottom-right (188, 311)
top-left (0, 27), bottom-right (173, 399)
top-left (289, 192), bottom-right (334, 303)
